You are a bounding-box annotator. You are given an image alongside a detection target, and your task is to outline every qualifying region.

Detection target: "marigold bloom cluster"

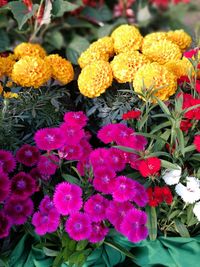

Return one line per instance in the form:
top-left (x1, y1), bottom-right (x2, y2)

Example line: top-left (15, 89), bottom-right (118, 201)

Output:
top-left (77, 24), bottom-right (193, 101)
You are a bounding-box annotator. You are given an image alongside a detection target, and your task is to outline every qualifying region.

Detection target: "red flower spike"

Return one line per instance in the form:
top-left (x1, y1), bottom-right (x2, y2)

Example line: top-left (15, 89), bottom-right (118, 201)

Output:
top-left (162, 186), bottom-right (173, 205)
top-left (147, 186), bottom-right (173, 207)
top-left (139, 157), bottom-right (161, 178)
top-left (180, 120), bottom-right (192, 132)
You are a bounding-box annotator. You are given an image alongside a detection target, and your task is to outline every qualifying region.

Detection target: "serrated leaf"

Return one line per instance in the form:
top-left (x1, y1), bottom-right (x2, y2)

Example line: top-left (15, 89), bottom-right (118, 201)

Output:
top-left (174, 219), bottom-right (190, 237)
top-left (146, 206), bottom-right (157, 241)
top-left (52, 0), bottom-right (79, 17)
top-left (8, 2), bottom-right (38, 30)
top-left (104, 240), bottom-right (135, 259)
top-left (66, 36), bottom-right (90, 65)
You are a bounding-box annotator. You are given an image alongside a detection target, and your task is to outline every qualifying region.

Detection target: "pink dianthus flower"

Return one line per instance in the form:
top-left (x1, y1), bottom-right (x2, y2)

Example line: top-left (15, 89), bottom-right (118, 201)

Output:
top-left (60, 123), bottom-right (84, 145)
top-left (65, 212), bottom-right (92, 241)
top-left (0, 171), bottom-right (10, 202)
top-left (0, 212), bottom-right (11, 239)
top-left (93, 167), bottom-right (116, 194)
top-left (108, 148), bottom-right (126, 172)
top-left (53, 182), bottom-right (82, 215)
top-left (0, 150), bottom-right (16, 173)
top-left (34, 127), bottom-right (65, 151)
top-left (64, 111), bottom-right (88, 128)
top-left (84, 194), bottom-right (108, 222)
top-left (37, 154), bottom-right (59, 176)
top-left (89, 222), bottom-right (109, 243)
top-left (97, 124), bottom-right (118, 144)
top-left (16, 144), bottom-right (40, 166)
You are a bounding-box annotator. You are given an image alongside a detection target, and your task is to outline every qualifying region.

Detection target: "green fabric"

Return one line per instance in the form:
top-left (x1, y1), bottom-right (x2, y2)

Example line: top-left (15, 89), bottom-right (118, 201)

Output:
top-left (130, 236), bottom-right (200, 267)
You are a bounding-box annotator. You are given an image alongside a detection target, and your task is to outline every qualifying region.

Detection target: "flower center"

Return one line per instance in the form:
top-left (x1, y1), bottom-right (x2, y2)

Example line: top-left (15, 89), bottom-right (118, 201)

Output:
top-left (45, 134), bottom-right (55, 143)
top-left (73, 114), bottom-right (80, 119)
top-left (102, 176), bottom-right (110, 183)
top-left (0, 161), bottom-right (4, 167)
top-left (65, 194), bottom-right (72, 201)
top-left (15, 204), bottom-right (22, 212)
top-left (148, 164), bottom-right (154, 170)
top-left (94, 204), bottom-right (102, 211)
top-left (17, 180), bottom-right (26, 189)
top-left (120, 183), bottom-right (126, 190)
top-left (74, 222), bottom-right (82, 230)
top-left (24, 150), bottom-right (33, 157)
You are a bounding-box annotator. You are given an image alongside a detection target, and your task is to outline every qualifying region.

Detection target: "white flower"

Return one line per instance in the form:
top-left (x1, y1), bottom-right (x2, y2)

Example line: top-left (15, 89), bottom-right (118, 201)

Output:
top-left (175, 176), bottom-right (200, 204)
top-left (193, 202), bottom-right (200, 221)
top-left (162, 166), bottom-right (182, 185)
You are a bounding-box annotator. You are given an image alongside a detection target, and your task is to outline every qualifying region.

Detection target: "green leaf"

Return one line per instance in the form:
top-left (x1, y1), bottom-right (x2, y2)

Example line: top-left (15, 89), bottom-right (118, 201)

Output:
top-left (52, 0), bottom-right (79, 17)
top-left (190, 154), bottom-right (200, 162)
top-left (45, 30), bottom-right (64, 50)
top-left (8, 2), bottom-right (38, 30)
top-left (168, 210), bottom-right (181, 220)
top-left (174, 219), bottom-right (190, 237)
top-left (62, 174), bottom-right (81, 185)
top-left (161, 160), bottom-right (180, 170)
top-left (155, 97), bottom-right (171, 116)
top-left (104, 240), bottom-right (135, 259)
top-left (183, 145), bottom-right (195, 154)
top-left (176, 128), bottom-right (185, 156)
top-left (114, 146), bottom-right (140, 155)
top-left (0, 29), bottom-right (10, 52)
top-left (43, 247), bottom-right (59, 257)
top-left (68, 251), bottom-right (86, 266)
top-left (66, 35), bottom-right (90, 65)
top-left (150, 121), bottom-right (171, 134)
top-left (146, 206), bottom-right (157, 241)
top-left (97, 24), bottom-right (115, 38)
top-left (81, 5), bottom-right (112, 22)
top-left (76, 240), bottom-right (88, 251)
top-left (52, 251), bottom-right (63, 267)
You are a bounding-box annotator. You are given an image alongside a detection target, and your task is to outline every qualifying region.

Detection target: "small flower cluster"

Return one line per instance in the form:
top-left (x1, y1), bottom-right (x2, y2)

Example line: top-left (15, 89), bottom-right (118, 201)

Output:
top-left (78, 24), bottom-right (194, 101)
top-left (0, 111), bottom-right (149, 244)
top-left (0, 43), bottom-right (74, 93)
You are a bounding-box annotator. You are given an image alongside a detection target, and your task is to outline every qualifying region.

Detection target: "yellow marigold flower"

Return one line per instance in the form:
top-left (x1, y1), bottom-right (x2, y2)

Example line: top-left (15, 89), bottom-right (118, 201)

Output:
top-left (111, 24), bottom-right (143, 54)
top-left (111, 51), bottom-right (150, 83)
top-left (78, 47), bottom-right (109, 69)
top-left (14, 42), bottom-right (46, 59)
top-left (133, 63), bottom-right (177, 102)
top-left (3, 92), bottom-right (19, 99)
top-left (90, 36), bottom-right (114, 57)
top-left (165, 58), bottom-right (193, 78)
top-left (0, 83), bottom-right (3, 94)
top-left (142, 32), bottom-right (168, 52)
top-left (142, 40), bottom-right (182, 65)
top-left (166, 30), bottom-right (192, 52)
top-left (78, 60), bottom-right (113, 98)
top-left (0, 54), bottom-right (16, 77)
top-left (12, 56), bottom-right (51, 88)
top-left (45, 54), bottom-right (74, 85)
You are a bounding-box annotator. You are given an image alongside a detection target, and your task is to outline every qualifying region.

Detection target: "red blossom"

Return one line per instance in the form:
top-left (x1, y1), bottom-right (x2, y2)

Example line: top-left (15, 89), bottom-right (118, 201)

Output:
top-left (122, 110), bottom-right (141, 120)
top-left (23, 0), bottom-right (33, 11)
top-left (184, 48), bottom-right (199, 59)
top-left (0, 0), bottom-right (7, 7)
top-left (194, 135), bottom-right (200, 152)
top-left (180, 120), bottom-right (192, 132)
top-left (139, 157), bottom-right (161, 178)
top-left (178, 76), bottom-right (190, 85)
top-left (147, 186), bottom-right (173, 207)
top-left (180, 93), bottom-right (200, 120)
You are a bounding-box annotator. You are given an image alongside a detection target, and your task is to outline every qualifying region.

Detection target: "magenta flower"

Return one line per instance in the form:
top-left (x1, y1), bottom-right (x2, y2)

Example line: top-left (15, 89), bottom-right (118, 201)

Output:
top-left (113, 124), bottom-right (134, 145)
top-left (89, 222), bottom-right (109, 243)
top-left (32, 209), bottom-right (60, 235)
top-left (60, 123), bottom-right (84, 145)
top-left (64, 111), bottom-right (88, 128)
top-left (84, 194), bottom-right (108, 222)
top-left (30, 167), bottom-right (50, 181)
top-left (11, 172), bottom-right (36, 199)
top-left (16, 144), bottom-right (40, 166)
top-left (58, 144), bottom-right (83, 160)
top-left (39, 195), bottom-right (55, 213)
top-left (131, 181), bottom-right (148, 207)
top-left (0, 150), bottom-right (16, 173)
top-left (89, 148), bottom-right (110, 171)
top-left (120, 208), bottom-right (148, 243)
top-left (127, 153), bottom-right (141, 170)
top-left (108, 148), bottom-right (126, 172)
top-left (0, 212), bottom-right (11, 239)
top-left (79, 139), bottom-right (92, 160)
top-left (4, 197), bottom-right (33, 225)
top-left (122, 134), bottom-right (147, 151)
top-left (93, 167), bottom-right (116, 194)
top-left (65, 212), bottom-right (92, 241)
top-left (112, 176), bottom-right (137, 203)
top-left (53, 182), bottom-right (83, 215)
top-left (106, 201), bottom-right (133, 231)
top-left (97, 124), bottom-right (118, 144)
top-left (37, 154), bottom-right (59, 176)
top-left (34, 127), bottom-right (65, 151)
top-left (0, 172), bottom-right (11, 202)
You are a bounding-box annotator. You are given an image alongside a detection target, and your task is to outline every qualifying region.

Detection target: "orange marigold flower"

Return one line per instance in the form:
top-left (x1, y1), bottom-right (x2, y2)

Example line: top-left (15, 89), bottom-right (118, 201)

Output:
top-left (45, 54), bottom-right (74, 85)
top-left (142, 32), bottom-right (168, 52)
top-left (166, 29), bottom-right (192, 52)
top-left (14, 42), bottom-right (46, 59)
top-left (12, 56), bottom-right (51, 88)
top-left (133, 62), bottom-right (177, 102)
top-left (90, 36), bottom-right (114, 57)
top-left (78, 60), bottom-right (113, 98)
top-left (111, 24), bottom-right (143, 54)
